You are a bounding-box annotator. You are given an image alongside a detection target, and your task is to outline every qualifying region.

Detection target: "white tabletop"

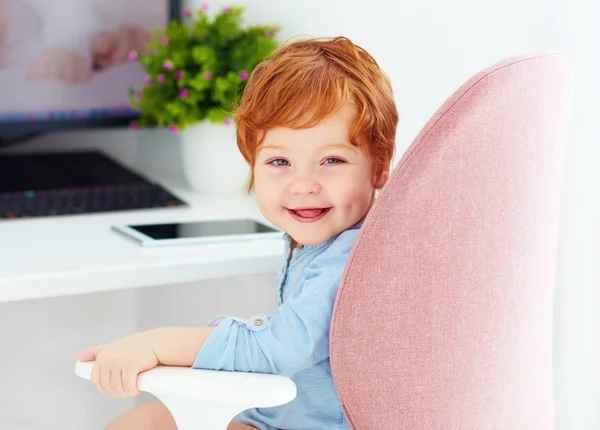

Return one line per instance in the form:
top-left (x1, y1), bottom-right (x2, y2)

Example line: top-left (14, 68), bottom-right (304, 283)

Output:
top-left (0, 179), bottom-right (285, 303)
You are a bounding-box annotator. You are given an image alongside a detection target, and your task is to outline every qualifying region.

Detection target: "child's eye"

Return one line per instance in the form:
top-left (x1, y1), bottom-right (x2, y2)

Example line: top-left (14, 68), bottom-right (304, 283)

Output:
top-left (269, 159), bottom-right (289, 167)
top-left (323, 157), bottom-right (344, 165)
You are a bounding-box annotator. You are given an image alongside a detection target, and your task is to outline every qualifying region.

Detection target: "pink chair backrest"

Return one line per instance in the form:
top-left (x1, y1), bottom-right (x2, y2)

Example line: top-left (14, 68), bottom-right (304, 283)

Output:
top-left (330, 54), bottom-right (573, 429)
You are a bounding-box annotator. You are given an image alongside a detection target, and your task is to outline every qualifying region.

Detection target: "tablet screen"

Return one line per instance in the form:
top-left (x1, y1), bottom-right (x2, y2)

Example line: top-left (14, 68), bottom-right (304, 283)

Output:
top-left (129, 219), bottom-right (279, 240)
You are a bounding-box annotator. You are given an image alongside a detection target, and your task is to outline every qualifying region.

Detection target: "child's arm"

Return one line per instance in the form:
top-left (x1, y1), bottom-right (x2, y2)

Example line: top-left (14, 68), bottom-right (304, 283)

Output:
top-left (79, 235), bottom-right (355, 399)
top-left (152, 327), bottom-right (217, 366)
top-left (77, 326), bottom-right (215, 398)
top-left (193, 251), bottom-right (349, 377)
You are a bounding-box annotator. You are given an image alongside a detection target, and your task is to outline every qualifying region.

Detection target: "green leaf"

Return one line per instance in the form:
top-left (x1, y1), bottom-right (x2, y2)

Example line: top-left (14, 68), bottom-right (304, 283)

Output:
top-left (129, 5), bottom-right (279, 129)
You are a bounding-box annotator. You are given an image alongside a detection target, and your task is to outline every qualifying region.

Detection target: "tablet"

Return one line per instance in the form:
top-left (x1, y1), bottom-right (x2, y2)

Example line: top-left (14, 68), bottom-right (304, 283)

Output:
top-left (111, 219), bottom-right (281, 247)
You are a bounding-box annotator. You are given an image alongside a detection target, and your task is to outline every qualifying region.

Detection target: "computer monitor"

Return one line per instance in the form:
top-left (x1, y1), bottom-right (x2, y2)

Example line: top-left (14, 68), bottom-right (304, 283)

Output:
top-left (0, 0), bottom-right (181, 134)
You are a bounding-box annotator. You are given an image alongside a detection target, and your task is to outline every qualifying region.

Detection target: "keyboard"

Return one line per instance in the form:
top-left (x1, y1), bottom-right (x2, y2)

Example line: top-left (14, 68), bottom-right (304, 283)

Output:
top-left (0, 184), bottom-right (186, 219)
top-left (0, 151), bottom-right (187, 219)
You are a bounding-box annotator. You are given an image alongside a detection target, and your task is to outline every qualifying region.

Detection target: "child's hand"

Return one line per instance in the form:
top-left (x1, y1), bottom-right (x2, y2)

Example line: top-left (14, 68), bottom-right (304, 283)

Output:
top-left (91, 25), bottom-right (151, 69)
top-left (76, 330), bottom-right (159, 398)
top-left (25, 49), bottom-right (93, 83)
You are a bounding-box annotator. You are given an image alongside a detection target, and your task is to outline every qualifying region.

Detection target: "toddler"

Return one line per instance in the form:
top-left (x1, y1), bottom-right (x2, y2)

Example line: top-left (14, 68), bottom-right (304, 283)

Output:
top-left (77, 36), bottom-right (399, 430)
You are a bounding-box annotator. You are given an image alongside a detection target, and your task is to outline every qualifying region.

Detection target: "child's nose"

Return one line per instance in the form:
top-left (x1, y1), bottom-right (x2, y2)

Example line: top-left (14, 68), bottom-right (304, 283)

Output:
top-left (289, 175), bottom-right (322, 195)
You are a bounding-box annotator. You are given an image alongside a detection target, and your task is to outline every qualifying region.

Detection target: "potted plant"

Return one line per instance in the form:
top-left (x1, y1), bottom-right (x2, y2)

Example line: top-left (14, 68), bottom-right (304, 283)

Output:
top-left (128, 4), bottom-right (279, 195)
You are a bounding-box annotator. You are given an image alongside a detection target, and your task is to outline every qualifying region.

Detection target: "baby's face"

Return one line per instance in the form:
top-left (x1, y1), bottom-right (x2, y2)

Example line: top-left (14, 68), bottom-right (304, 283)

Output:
top-left (254, 104), bottom-right (388, 246)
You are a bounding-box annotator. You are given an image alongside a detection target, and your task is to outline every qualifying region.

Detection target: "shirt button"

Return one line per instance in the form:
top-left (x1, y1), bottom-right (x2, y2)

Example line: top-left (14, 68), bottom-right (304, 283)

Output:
top-left (281, 266), bottom-right (284, 273)
top-left (253, 318), bottom-right (263, 326)
top-left (277, 300), bottom-right (281, 306)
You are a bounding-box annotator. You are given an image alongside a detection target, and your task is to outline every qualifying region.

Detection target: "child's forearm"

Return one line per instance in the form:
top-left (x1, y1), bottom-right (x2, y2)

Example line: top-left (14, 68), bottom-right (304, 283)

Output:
top-left (150, 326), bottom-right (216, 367)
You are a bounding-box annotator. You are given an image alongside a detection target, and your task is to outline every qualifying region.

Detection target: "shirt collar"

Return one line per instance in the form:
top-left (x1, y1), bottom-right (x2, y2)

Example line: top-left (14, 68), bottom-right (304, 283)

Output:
top-left (282, 223), bottom-right (362, 250)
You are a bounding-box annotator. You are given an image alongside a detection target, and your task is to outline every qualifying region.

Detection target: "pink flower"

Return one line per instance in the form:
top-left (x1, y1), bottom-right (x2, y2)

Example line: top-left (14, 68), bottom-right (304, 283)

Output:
top-left (238, 70), bottom-right (248, 80)
top-left (145, 75), bottom-right (153, 85)
top-left (168, 125), bottom-right (179, 134)
top-left (266, 26), bottom-right (279, 37)
top-left (157, 74), bottom-right (165, 83)
top-left (200, 3), bottom-right (208, 11)
top-left (129, 122), bottom-right (139, 130)
top-left (134, 91), bottom-right (142, 101)
top-left (203, 71), bottom-right (212, 80)
top-left (159, 35), bottom-right (169, 45)
top-left (163, 60), bottom-right (173, 71)
top-left (128, 51), bottom-right (138, 62)
top-left (179, 88), bottom-right (188, 98)
top-left (224, 6), bottom-right (232, 13)
top-left (223, 117), bottom-right (232, 126)
top-left (175, 70), bottom-right (184, 80)
top-left (182, 7), bottom-right (192, 16)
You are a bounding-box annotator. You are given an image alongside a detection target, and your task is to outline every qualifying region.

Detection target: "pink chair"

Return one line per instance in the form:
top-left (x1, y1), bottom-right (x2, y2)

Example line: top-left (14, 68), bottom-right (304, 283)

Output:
top-left (331, 52), bottom-right (573, 429)
top-left (76, 52), bottom-right (573, 429)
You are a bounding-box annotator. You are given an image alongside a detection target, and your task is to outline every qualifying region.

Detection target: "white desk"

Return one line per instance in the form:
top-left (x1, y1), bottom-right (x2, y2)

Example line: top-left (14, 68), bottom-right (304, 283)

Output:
top-left (0, 179), bottom-right (284, 429)
top-left (0, 179), bottom-right (285, 303)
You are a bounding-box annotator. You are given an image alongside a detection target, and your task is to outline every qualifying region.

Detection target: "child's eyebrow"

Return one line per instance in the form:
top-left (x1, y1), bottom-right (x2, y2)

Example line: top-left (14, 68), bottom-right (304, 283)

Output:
top-left (258, 144), bottom-right (285, 152)
top-left (321, 143), bottom-right (357, 152)
top-left (258, 142), bottom-right (357, 153)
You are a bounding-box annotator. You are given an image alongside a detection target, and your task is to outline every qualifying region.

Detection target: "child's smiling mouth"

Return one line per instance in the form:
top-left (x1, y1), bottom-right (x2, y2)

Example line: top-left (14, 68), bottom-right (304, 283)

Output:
top-left (287, 207), bottom-right (332, 223)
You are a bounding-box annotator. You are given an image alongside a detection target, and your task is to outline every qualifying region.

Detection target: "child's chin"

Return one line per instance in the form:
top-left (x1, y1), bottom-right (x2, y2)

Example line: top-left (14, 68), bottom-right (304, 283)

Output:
top-left (292, 231), bottom-right (332, 247)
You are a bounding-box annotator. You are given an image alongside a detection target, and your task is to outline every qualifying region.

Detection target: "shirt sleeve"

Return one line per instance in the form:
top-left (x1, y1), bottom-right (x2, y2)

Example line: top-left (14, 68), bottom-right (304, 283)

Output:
top-left (192, 252), bottom-right (348, 378)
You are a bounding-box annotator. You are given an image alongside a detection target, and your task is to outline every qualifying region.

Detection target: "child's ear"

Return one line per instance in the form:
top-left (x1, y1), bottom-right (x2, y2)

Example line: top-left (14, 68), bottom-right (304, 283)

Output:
top-left (374, 168), bottom-right (389, 190)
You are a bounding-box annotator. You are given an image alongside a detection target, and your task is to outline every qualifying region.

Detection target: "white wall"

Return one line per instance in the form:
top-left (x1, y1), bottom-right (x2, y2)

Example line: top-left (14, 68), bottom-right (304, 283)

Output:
top-left (551, 4), bottom-right (600, 430)
top-left (1, 0), bottom-right (598, 428)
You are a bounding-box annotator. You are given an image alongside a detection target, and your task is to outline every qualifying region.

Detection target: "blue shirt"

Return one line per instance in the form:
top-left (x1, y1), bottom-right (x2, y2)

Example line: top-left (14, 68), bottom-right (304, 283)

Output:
top-left (193, 225), bottom-right (360, 430)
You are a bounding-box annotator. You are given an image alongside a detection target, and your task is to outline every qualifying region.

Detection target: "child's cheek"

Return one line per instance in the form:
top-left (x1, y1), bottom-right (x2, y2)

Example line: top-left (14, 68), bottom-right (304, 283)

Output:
top-left (255, 165), bottom-right (279, 186)
top-left (340, 179), bottom-right (372, 210)
top-left (254, 168), bottom-right (284, 199)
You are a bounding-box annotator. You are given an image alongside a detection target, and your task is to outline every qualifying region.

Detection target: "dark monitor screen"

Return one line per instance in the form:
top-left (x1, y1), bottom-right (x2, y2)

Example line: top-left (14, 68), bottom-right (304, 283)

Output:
top-left (0, 0), bottom-right (181, 134)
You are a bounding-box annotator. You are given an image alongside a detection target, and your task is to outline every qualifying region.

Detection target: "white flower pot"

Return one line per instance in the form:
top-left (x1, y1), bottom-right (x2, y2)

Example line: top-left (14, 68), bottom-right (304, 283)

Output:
top-left (180, 121), bottom-right (250, 195)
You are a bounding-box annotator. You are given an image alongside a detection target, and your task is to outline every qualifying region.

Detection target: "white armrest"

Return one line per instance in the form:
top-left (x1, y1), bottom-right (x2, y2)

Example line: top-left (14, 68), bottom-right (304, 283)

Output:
top-left (75, 361), bottom-right (296, 430)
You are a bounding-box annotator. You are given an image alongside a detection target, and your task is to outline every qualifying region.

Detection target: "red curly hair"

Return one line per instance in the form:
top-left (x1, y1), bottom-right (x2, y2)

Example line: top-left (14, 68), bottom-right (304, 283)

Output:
top-left (235, 36), bottom-right (399, 192)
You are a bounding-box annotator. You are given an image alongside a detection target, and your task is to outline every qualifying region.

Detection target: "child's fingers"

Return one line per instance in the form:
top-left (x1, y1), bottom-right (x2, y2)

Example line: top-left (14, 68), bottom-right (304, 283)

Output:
top-left (91, 362), bottom-right (105, 395)
top-left (76, 345), bottom-right (105, 362)
top-left (110, 369), bottom-right (127, 398)
top-left (75, 350), bottom-right (93, 361)
top-left (100, 366), bottom-right (113, 396)
top-left (122, 368), bottom-right (140, 397)
top-left (91, 31), bottom-right (117, 57)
